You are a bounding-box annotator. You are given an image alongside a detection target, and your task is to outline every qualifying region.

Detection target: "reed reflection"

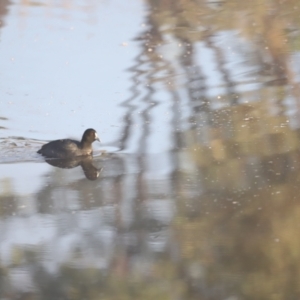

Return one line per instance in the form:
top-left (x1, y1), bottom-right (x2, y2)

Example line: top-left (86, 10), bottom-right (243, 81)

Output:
top-left (110, 0), bottom-right (300, 299)
top-left (0, 0), bottom-right (10, 30)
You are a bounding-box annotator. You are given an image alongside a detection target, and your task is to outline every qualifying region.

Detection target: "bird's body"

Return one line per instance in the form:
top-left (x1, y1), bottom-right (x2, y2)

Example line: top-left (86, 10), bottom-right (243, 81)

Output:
top-left (37, 128), bottom-right (99, 159)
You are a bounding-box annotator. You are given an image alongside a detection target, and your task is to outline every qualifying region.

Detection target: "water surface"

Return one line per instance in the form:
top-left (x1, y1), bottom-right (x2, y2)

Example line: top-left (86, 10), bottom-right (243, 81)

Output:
top-left (1, 0), bottom-right (300, 299)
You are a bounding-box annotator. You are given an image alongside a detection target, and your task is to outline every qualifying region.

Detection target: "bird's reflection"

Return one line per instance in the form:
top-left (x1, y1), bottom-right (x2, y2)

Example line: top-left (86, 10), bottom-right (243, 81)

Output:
top-left (44, 156), bottom-right (102, 180)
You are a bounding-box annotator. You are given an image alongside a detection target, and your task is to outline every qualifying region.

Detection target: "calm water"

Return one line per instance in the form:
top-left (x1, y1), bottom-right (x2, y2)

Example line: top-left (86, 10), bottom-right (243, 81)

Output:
top-left (1, 0), bottom-right (300, 299)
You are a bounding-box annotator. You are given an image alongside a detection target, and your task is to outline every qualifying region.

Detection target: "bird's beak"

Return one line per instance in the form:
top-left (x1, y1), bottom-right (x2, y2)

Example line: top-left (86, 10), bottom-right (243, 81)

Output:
top-left (95, 133), bottom-right (100, 142)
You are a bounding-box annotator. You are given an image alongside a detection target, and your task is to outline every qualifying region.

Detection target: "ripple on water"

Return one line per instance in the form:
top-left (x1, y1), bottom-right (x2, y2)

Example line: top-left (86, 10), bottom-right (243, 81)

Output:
top-left (0, 137), bottom-right (44, 163)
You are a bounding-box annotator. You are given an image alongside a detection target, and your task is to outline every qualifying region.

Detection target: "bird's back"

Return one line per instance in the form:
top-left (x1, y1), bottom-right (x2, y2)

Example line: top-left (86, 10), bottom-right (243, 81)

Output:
top-left (37, 139), bottom-right (83, 159)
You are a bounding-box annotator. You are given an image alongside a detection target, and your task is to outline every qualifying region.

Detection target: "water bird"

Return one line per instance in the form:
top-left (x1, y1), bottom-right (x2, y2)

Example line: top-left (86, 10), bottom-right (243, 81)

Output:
top-left (37, 128), bottom-right (100, 159)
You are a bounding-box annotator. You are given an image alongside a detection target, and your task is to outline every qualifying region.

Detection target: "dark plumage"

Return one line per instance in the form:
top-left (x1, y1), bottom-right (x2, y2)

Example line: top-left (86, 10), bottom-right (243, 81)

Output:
top-left (37, 128), bottom-right (100, 159)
